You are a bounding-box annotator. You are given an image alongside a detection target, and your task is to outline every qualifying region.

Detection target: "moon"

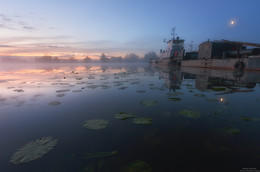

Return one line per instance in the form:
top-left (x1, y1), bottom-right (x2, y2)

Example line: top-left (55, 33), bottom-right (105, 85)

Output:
top-left (229, 19), bottom-right (237, 26)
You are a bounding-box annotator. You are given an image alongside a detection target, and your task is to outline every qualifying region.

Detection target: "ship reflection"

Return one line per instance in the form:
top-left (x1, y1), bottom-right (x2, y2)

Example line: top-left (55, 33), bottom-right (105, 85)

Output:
top-left (158, 68), bottom-right (182, 91)
top-left (157, 67), bottom-right (260, 93)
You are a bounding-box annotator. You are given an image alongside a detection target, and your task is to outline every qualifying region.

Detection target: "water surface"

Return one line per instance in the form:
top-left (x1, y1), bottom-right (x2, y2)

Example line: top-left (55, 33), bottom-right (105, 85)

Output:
top-left (1, 63), bottom-right (260, 171)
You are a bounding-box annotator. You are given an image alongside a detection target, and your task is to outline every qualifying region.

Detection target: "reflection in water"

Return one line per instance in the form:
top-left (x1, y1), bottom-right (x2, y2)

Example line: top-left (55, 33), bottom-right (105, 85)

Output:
top-left (158, 66), bottom-right (260, 93)
top-left (1, 64), bottom-right (260, 171)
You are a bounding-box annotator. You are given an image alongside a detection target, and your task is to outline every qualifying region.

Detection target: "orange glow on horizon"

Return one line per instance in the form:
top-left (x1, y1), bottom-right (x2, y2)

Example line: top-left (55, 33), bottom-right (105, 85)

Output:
top-left (0, 52), bottom-right (104, 60)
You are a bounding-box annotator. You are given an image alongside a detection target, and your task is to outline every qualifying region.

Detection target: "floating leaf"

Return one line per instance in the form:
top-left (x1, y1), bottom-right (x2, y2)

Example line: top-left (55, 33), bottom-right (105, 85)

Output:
top-left (114, 112), bottom-right (136, 120)
top-left (86, 151), bottom-right (118, 159)
top-left (49, 101), bottom-right (61, 105)
top-left (140, 100), bottom-right (158, 107)
top-left (133, 117), bottom-right (152, 125)
top-left (167, 92), bottom-right (184, 96)
top-left (14, 89), bottom-right (24, 92)
top-left (56, 94), bottom-right (65, 97)
top-left (150, 87), bottom-right (159, 90)
top-left (10, 137), bottom-right (58, 165)
top-left (168, 97), bottom-right (181, 101)
top-left (179, 110), bottom-right (200, 118)
top-left (86, 85), bottom-right (98, 89)
top-left (122, 160), bottom-right (152, 172)
top-left (118, 86), bottom-right (128, 90)
top-left (240, 116), bottom-right (252, 121)
top-left (75, 77), bottom-right (83, 80)
top-left (72, 90), bottom-right (82, 92)
top-left (100, 85), bottom-right (111, 89)
top-left (82, 119), bottom-right (109, 130)
top-left (194, 94), bottom-right (206, 97)
top-left (224, 127), bottom-right (240, 134)
top-left (56, 89), bottom-right (70, 93)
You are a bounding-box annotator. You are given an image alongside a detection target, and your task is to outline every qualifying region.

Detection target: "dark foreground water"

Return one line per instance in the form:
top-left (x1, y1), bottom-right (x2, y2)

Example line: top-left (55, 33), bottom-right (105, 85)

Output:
top-left (1, 63), bottom-right (260, 172)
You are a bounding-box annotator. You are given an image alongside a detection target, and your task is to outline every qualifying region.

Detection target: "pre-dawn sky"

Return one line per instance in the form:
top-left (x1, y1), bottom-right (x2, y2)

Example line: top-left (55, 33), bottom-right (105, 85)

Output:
top-left (0, 0), bottom-right (260, 59)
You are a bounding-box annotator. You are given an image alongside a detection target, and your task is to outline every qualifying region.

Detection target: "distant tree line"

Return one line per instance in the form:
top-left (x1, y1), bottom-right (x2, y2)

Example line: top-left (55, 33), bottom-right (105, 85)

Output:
top-left (35, 56), bottom-right (79, 63)
top-left (33, 51), bottom-right (159, 63)
top-left (96, 51), bottom-right (159, 63)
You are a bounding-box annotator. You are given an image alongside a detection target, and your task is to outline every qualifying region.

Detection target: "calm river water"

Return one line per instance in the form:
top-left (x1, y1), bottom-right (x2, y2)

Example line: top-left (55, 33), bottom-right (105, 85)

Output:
top-left (1, 63), bottom-right (260, 172)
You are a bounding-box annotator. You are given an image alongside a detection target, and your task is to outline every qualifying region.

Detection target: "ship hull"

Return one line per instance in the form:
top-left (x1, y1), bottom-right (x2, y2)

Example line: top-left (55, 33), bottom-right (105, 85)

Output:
top-left (151, 56), bottom-right (260, 71)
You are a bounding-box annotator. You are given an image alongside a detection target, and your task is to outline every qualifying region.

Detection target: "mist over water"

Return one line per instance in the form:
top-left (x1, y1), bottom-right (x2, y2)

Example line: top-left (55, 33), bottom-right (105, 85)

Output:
top-left (1, 63), bottom-right (260, 171)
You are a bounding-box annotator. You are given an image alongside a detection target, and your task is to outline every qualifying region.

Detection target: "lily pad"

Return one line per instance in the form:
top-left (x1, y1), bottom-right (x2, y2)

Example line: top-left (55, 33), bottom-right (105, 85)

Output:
top-left (194, 94), bottom-right (206, 97)
top-left (240, 116), bottom-right (252, 121)
top-left (150, 87), bottom-right (159, 90)
top-left (49, 101), bottom-right (61, 105)
top-left (167, 92), bottom-right (184, 96)
top-left (86, 151), bottom-right (118, 159)
top-left (86, 85), bottom-right (98, 89)
top-left (75, 77), bottom-right (83, 80)
top-left (130, 81), bottom-right (140, 85)
top-left (100, 85), bottom-right (111, 89)
top-left (118, 86), bottom-right (128, 90)
top-left (179, 110), bottom-right (200, 118)
top-left (133, 117), bottom-right (152, 125)
top-left (224, 127), bottom-right (240, 134)
top-left (140, 100), bottom-right (158, 107)
top-left (56, 89), bottom-right (70, 93)
top-left (168, 97), bottom-right (181, 101)
top-left (56, 94), bottom-right (65, 97)
top-left (82, 119), bottom-right (109, 130)
top-left (10, 137), bottom-right (58, 165)
top-left (72, 90), bottom-right (82, 92)
top-left (206, 98), bottom-right (219, 102)
top-left (114, 112), bottom-right (136, 120)
top-left (122, 160), bottom-right (152, 172)
top-left (14, 89), bottom-right (24, 93)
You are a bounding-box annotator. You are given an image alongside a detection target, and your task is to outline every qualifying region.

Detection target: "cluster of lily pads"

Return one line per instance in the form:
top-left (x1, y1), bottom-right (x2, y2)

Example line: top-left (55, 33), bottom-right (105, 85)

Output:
top-left (6, 66), bottom-right (251, 171)
top-left (179, 110), bottom-right (201, 119)
top-left (82, 113), bottom-right (152, 131)
top-left (10, 70), bottom-right (144, 165)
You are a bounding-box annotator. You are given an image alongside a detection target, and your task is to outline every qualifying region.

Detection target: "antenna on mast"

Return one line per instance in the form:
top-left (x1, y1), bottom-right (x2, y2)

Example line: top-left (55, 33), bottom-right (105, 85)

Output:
top-left (189, 41), bottom-right (194, 51)
top-left (171, 27), bottom-right (176, 39)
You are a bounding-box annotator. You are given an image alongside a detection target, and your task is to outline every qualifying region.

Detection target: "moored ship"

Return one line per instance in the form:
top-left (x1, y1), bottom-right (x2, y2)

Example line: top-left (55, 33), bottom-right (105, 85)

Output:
top-left (150, 29), bottom-right (260, 71)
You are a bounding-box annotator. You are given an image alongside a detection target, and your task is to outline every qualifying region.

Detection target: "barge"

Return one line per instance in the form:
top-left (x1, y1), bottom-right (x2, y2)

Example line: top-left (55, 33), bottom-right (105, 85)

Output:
top-left (150, 29), bottom-right (260, 71)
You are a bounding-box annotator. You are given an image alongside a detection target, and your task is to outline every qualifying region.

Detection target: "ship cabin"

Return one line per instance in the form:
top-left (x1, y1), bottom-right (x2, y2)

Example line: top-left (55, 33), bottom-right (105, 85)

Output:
top-left (160, 37), bottom-right (185, 63)
top-left (198, 40), bottom-right (260, 59)
top-left (198, 41), bottom-right (238, 59)
top-left (183, 51), bottom-right (198, 60)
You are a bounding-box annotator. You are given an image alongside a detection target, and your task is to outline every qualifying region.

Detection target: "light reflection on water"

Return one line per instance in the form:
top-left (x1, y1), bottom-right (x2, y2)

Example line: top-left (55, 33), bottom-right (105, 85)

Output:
top-left (0, 63), bottom-right (260, 171)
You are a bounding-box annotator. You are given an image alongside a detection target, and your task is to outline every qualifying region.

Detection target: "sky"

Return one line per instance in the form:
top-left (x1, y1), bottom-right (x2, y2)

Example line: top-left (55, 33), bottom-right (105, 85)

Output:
top-left (0, 0), bottom-right (260, 60)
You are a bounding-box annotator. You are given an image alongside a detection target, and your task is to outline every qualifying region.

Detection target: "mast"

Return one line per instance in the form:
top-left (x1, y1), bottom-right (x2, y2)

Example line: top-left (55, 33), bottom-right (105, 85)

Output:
top-left (171, 27), bottom-right (176, 40)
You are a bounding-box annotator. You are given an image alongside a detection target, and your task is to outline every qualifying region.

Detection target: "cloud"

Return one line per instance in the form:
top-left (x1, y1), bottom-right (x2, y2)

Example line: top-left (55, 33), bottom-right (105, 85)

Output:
top-left (48, 27), bottom-right (59, 30)
top-left (0, 13), bottom-right (35, 31)
top-left (23, 26), bottom-right (34, 30)
top-left (45, 45), bottom-right (65, 49)
top-left (0, 14), bottom-right (12, 21)
top-left (0, 45), bottom-right (13, 47)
